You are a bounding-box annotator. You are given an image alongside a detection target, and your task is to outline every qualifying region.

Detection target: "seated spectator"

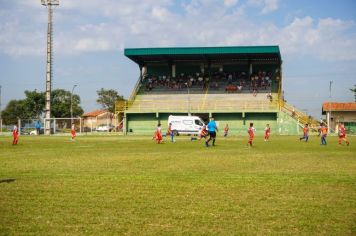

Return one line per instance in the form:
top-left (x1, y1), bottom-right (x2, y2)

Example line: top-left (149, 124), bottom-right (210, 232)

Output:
top-left (261, 79), bottom-right (266, 90)
top-left (198, 76), bottom-right (203, 85)
top-left (292, 108), bottom-right (296, 117)
top-left (253, 89), bottom-right (257, 97)
top-left (228, 74), bottom-right (233, 85)
top-left (267, 92), bottom-right (272, 101)
top-left (148, 82), bottom-right (153, 91)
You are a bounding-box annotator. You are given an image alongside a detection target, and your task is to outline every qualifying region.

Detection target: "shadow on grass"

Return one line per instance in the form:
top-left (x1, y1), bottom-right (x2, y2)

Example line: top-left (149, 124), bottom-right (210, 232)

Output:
top-left (0, 178), bottom-right (15, 184)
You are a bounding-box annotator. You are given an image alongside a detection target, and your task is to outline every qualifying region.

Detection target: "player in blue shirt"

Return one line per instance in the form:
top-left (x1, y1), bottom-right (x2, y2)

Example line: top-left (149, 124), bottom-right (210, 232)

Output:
top-left (206, 117), bottom-right (218, 147)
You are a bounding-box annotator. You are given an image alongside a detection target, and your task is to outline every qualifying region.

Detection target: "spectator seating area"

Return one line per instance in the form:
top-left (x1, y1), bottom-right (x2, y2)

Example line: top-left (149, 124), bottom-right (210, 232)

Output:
top-left (139, 70), bottom-right (279, 95)
top-left (127, 92), bottom-right (278, 113)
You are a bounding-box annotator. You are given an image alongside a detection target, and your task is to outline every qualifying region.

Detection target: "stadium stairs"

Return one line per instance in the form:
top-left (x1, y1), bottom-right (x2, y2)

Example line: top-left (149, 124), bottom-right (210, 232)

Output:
top-left (279, 100), bottom-right (320, 133)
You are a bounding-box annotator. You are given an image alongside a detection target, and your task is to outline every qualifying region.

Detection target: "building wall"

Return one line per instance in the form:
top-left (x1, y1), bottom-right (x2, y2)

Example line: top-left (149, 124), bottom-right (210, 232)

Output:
top-left (127, 113), bottom-right (158, 134)
top-left (83, 112), bottom-right (115, 128)
top-left (330, 111), bottom-right (356, 122)
top-left (328, 111), bottom-right (356, 132)
top-left (277, 111), bottom-right (299, 135)
top-left (212, 113), bottom-right (244, 135)
top-left (125, 111), bottom-right (298, 135)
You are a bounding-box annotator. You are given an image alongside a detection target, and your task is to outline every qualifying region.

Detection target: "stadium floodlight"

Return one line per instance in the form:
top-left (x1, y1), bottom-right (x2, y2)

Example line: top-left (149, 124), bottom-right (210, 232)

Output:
top-left (41, 0), bottom-right (59, 135)
top-left (41, 0), bottom-right (59, 6)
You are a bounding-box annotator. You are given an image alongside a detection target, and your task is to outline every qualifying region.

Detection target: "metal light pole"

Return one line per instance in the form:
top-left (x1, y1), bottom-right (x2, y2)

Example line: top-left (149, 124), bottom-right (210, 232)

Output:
top-left (41, 0), bottom-right (59, 135)
top-left (185, 83), bottom-right (190, 115)
top-left (0, 85), bottom-right (2, 134)
top-left (328, 81), bottom-right (333, 134)
top-left (70, 85), bottom-right (77, 124)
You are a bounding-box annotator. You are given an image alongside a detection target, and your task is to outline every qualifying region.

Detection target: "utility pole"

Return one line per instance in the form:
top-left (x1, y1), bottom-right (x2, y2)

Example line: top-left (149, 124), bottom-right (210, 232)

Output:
top-left (0, 85), bottom-right (2, 134)
top-left (185, 83), bottom-right (191, 115)
top-left (41, 0), bottom-right (59, 135)
top-left (70, 85), bottom-right (77, 124)
top-left (328, 81), bottom-right (333, 134)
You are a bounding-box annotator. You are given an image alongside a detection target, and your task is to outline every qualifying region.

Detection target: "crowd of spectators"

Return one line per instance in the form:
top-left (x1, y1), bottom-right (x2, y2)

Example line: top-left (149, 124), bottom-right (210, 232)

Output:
top-left (143, 72), bottom-right (210, 91)
top-left (142, 70), bottom-right (277, 94)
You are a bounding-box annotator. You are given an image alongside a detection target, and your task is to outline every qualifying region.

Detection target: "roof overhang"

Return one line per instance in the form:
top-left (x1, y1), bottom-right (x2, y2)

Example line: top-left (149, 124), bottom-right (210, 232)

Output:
top-left (125, 46), bottom-right (281, 66)
top-left (322, 102), bottom-right (356, 114)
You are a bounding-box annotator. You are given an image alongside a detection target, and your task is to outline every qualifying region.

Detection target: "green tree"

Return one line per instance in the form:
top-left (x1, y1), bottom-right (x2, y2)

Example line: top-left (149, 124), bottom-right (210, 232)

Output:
top-left (350, 85), bottom-right (356, 102)
top-left (96, 88), bottom-right (125, 113)
top-left (24, 90), bottom-right (45, 118)
top-left (1, 89), bottom-right (84, 124)
top-left (1, 100), bottom-right (28, 124)
top-left (51, 89), bottom-right (84, 118)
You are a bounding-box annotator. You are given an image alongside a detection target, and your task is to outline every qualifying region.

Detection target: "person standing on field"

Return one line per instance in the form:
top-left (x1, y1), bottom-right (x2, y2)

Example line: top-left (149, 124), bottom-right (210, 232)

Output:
top-left (167, 122), bottom-right (175, 142)
top-left (338, 122), bottom-right (349, 146)
top-left (35, 121), bottom-right (41, 135)
top-left (154, 123), bottom-right (163, 144)
top-left (224, 124), bottom-right (229, 137)
top-left (71, 123), bottom-right (76, 141)
top-left (247, 123), bottom-right (256, 147)
top-left (320, 123), bottom-right (328, 145)
top-left (206, 117), bottom-right (218, 147)
top-left (264, 124), bottom-right (270, 141)
top-left (12, 125), bottom-right (19, 145)
top-left (299, 124), bottom-right (309, 142)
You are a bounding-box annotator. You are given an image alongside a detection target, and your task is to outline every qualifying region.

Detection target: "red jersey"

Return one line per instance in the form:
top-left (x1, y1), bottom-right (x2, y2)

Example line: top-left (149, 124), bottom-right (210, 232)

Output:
top-left (265, 127), bottom-right (270, 134)
top-left (155, 127), bottom-right (162, 139)
top-left (339, 126), bottom-right (346, 136)
top-left (13, 128), bottom-right (18, 137)
top-left (303, 127), bottom-right (309, 135)
top-left (200, 127), bottom-right (208, 137)
top-left (321, 127), bottom-right (327, 135)
top-left (248, 127), bottom-right (255, 137)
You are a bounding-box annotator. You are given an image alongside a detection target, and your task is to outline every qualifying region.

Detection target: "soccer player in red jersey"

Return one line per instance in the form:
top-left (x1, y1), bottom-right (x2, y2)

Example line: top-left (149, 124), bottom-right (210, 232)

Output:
top-left (70, 123), bottom-right (76, 141)
top-left (338, 122), bottom-right (349, 146)
top-left (299, 124), bottom-right (309, 142)
top-left (264, 124), bottom-right (270, 141)
top-left (199, 125), bottom-right (208, 141)
top-left (320, 123), bottom-right (328, 145)
top-left (12, 125), bottom-right (19, 145)
top-left (247, 123), bottom-right (255, 147)
top-left (224, 124), bottom-right (229, 137)
top-left (154, 123), bottom-right (163, 144)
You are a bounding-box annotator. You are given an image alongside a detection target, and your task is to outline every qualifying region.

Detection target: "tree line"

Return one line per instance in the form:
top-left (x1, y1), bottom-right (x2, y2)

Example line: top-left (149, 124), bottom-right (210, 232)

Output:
top-left (1, 88), bottom-right (125, 124)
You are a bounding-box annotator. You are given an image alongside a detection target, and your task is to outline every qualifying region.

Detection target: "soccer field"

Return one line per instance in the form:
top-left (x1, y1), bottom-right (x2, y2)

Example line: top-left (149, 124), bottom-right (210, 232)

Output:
top-left (0, 135), bottom-right (355, 235)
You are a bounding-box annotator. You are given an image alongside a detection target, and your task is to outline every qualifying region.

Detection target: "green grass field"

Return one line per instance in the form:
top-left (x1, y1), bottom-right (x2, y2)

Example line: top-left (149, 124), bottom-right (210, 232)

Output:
top-left (0, 135), bottom-right (355, 235)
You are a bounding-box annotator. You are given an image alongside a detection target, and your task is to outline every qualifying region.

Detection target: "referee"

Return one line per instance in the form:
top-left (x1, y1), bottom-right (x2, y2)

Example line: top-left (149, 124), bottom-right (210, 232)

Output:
top-left (206, 117), bottom-right (218, 147)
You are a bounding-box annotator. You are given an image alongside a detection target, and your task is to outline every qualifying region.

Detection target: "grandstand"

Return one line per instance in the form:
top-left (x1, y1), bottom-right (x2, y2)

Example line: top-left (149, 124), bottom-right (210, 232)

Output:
top-left (118, 46), bottom-right (313, 135)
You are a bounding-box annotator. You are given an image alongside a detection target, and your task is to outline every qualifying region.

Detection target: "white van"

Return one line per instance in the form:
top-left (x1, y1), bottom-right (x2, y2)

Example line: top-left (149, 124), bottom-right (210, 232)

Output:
top-left (168, 115), bottom-right (205, 135)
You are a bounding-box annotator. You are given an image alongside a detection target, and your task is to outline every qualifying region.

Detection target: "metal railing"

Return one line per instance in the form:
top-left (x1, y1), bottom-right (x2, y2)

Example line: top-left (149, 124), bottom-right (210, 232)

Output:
top-left (279, 99), bottom-right (320, 131)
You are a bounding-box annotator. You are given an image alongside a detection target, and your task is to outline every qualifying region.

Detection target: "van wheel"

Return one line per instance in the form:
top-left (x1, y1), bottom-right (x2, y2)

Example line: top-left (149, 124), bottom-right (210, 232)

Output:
top-left (173, 130), bottom-right (179, 136)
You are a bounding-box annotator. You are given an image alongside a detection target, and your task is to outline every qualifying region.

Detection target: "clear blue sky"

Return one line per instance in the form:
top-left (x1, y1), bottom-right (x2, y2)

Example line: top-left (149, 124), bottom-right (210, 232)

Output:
top-left (0, 0), bottom-right (355, 118)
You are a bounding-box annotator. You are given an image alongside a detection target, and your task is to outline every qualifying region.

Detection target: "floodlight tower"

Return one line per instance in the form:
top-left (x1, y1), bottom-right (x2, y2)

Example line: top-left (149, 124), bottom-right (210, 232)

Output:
top-left (41, 0), bottom-right (59, 135)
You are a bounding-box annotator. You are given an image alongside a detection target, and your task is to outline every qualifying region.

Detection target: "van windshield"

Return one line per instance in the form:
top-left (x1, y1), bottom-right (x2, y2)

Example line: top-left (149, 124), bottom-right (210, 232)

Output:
top-left (195, 119), bottom-right (204, 126)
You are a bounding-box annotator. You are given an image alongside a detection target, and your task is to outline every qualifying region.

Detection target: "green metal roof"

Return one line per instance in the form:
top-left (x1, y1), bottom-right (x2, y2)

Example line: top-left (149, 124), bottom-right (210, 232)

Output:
top-left (125, 46), bottom-right (280, 56)
top-left (125, 46), bottom-right (281, 65)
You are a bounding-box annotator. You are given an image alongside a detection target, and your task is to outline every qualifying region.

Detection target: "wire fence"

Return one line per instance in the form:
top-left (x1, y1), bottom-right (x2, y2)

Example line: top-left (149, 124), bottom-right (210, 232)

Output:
top-left (0, 118), bottom-right (123, 136)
